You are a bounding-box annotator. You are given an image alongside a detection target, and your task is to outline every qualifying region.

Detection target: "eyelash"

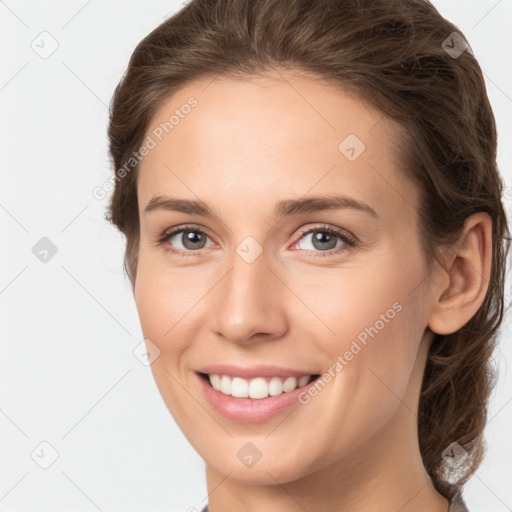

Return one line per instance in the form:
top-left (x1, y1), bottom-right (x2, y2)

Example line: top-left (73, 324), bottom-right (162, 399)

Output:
top-left (154, 223), bottom-right (358, 259)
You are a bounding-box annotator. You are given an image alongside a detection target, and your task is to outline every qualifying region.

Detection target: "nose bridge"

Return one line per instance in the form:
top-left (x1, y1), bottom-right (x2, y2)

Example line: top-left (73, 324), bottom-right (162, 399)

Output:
top-left (212, 240), bottom-right (287, 343)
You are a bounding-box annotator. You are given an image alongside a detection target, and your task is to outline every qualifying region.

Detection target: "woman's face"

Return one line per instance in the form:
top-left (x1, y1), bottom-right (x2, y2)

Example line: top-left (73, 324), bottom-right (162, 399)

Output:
top-left (134, 70), bottom-right (438, 484)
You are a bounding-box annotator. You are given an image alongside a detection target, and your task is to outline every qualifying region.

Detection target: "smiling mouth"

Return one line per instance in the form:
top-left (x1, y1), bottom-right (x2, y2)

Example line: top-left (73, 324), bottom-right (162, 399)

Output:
top-left (198, 372), bottom-right (321, 400)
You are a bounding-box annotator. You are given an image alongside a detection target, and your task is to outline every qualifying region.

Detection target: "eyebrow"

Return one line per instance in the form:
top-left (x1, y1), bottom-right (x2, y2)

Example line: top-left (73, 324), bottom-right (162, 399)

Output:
top-left (143, 194), bottom-right (379, 219)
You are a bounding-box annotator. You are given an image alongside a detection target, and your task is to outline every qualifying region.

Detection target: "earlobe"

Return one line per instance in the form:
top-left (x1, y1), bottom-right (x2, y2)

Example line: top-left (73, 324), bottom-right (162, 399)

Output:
top-left (427, 212), bottom-right (493, 336)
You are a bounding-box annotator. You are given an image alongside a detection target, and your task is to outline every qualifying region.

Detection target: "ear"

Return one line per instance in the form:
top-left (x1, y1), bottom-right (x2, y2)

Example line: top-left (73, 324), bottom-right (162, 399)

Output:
top-left (427, 212), bottom-right (493, 336)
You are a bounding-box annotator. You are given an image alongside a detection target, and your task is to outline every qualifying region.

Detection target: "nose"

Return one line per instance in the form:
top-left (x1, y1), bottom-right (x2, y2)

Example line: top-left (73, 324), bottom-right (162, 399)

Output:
top-left (211, 248), bottom-right (289, 346)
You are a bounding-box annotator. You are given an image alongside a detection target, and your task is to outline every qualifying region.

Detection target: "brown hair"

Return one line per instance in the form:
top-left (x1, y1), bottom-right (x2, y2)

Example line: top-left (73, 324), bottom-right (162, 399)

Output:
top-left (106, 0), bottom-right (510, 500)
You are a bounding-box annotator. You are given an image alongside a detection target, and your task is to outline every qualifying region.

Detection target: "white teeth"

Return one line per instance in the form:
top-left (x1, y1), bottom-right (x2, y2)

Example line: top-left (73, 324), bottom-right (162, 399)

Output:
top-left (210, 374), bottom-right (221, 391)
top-left (220, 375), bottom-right (231, 395)
top-left (283, 376), bottom-right (297, 392)
top-left (231, 377), bottom-right (248, 398)
top-left (298, 375), bottom-right (310, 387)
top-left (207, 374), bottom-right (314, 399)
top-left (268, 376), bottom-right (283, 396)
top-left (249, 377), bottom-right (268, 399)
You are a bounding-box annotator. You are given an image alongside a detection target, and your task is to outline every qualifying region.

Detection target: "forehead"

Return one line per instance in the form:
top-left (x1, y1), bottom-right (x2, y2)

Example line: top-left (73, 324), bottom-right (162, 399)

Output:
top-left (137, 71), bottom-right (418, 222)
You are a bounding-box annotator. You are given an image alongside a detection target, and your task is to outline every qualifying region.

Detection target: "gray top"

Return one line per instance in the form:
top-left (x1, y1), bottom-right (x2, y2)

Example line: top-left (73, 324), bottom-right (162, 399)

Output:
top-left (200, 491), bottom-right (469, 511)
top-left (449, 490), bottom-right (470, 512)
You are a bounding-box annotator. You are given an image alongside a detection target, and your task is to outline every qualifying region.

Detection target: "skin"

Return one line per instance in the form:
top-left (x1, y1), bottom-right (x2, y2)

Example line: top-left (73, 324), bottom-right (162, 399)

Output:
top-left (134, 69), bottom-right (492, 512)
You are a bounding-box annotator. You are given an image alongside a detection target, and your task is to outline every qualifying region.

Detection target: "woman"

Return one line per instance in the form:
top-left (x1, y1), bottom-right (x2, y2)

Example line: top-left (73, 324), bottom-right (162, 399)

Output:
top-left (106, 0), bottom-right (510, 510)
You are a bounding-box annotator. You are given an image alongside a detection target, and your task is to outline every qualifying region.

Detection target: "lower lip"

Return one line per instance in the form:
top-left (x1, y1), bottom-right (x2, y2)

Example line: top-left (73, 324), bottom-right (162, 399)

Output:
top-left (196, 372), bottom-right (320, 423)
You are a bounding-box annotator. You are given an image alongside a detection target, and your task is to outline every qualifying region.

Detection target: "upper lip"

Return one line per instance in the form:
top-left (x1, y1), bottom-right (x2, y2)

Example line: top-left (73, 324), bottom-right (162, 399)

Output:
top-left (197, 364), bottom-right (319, 379)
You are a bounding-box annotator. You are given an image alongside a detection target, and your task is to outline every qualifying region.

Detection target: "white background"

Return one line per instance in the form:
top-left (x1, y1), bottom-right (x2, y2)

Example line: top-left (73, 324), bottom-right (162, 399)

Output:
top-left (1, 1), bottom-right (511, 511)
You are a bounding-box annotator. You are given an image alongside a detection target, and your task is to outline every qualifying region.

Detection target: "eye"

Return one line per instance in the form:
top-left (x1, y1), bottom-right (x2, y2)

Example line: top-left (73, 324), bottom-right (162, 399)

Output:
top-left (290, 224), bottom-right (357, 257)
top-left (155, 224), bottom-right (214, 257)
top-left (155, 223), bottom-right (358, 258)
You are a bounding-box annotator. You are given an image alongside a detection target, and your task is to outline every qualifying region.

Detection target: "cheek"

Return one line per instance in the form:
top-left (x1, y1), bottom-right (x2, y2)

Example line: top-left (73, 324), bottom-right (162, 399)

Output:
top-left (301, 300), bottom-right (423, 463)
top-left (310, 254), bottom-right (426, 404)
top-left (134, 247), bottom-right (223, 372)
top-left (134, 251), bottom-right (193, 354)
top-left (133, 255), bottom-right (203, 425)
